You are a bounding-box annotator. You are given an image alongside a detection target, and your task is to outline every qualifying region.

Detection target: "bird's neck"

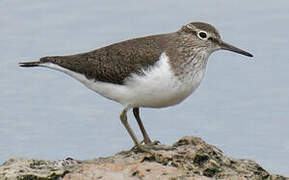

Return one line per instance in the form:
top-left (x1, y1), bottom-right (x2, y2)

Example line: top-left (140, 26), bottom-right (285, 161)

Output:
top-left (168, 45), bottom-right (210, 78)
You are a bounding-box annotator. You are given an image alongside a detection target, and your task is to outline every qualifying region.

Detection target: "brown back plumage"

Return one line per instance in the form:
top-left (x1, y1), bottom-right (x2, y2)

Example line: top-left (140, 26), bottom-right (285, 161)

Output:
top-left (40, 34), bottom-right (172, 85)
top-left (21, 22), bottom-right (242, 85)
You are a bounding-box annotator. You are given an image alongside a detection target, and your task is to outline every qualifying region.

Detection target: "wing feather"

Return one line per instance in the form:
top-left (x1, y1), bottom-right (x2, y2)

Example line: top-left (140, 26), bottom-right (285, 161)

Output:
top-left (40, 34), bottom-right (170, 85)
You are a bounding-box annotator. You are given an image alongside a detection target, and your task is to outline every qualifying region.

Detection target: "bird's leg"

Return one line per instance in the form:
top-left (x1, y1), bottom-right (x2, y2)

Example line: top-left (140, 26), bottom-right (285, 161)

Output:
top-left (120, 109), bottom-right (154, 153)
top-left (121, 109), bottom-right (173, 153)
top-left (133, 108), bottom-right (152, 144)
top-left (120, 109), bottom-right (140, 146)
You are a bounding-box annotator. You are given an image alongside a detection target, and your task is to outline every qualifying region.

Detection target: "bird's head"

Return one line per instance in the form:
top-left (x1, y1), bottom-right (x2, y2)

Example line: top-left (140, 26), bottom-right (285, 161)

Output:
top-left (179, 22), bottom-right (253, 57)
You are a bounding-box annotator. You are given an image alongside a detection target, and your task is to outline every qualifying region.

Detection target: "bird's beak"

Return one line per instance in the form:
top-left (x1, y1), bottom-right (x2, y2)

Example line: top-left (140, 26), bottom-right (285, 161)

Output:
top-left (217, 41), bottom-right (253, 57)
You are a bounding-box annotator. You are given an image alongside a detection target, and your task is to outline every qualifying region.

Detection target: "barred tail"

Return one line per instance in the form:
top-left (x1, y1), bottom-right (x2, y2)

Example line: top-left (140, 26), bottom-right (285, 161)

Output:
top-left (19, 61), bottom-right (42, 67)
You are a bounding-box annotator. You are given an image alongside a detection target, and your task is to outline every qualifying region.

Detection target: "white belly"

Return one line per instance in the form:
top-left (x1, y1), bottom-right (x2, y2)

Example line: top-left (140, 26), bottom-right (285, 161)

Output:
top-left (122, 53), bottom-right (205, 108)
top-left (41, 53), bottom-right (205, 108)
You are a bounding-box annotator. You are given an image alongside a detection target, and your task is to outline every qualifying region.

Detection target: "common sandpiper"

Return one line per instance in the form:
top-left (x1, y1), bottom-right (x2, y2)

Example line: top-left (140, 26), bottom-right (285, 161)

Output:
top-left (19, 22), bottom-right (253, 150)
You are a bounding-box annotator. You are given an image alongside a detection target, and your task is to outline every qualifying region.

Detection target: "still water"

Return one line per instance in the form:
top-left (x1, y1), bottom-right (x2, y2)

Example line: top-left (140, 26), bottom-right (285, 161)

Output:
top-left (0, 0), bottom-right (288, 176)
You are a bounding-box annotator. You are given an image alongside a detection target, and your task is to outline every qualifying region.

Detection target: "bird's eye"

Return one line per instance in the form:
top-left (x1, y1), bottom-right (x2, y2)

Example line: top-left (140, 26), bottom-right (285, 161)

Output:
top-left (198, 31), bottom-right (207, 40)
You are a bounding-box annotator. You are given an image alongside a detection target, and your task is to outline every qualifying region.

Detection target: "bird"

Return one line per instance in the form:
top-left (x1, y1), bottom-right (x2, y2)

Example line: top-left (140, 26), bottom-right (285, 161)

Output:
top-left (19, 22), bottom-right (253, 150)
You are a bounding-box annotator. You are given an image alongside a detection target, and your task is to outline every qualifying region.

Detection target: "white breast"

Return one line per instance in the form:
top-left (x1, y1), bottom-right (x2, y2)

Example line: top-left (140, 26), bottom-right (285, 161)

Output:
top-left (122, 53), bottom-right (205, 108)
top-left (40, 52), bottom-right (206, 109)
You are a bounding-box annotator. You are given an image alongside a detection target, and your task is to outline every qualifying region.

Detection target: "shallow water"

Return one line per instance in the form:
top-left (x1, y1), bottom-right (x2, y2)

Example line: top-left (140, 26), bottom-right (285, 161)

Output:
top-left (1, 0), bottom-right (289, 176)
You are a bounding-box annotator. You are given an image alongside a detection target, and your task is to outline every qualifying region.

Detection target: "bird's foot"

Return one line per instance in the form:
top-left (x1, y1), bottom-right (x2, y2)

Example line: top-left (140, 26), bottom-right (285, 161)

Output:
top-left (131, 139), bottom-right (160, 151)
top-left (140, 140), bottom-right (160, 145)
top-left (149, 140), bottom-right (160, 145)
top-left (131, 143), bottom-right (175, 154)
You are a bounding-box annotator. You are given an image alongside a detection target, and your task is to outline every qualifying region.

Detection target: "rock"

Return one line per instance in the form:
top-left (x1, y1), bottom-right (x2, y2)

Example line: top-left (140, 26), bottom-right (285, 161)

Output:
top-left (0, 136), bottom-right (288, 180)
top-left (0, 157), bottom-right (79, 180)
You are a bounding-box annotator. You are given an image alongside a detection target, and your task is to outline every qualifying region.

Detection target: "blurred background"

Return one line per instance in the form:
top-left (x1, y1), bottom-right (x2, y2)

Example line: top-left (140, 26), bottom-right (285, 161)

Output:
top-left (0, 0), bottom-right (288, 176)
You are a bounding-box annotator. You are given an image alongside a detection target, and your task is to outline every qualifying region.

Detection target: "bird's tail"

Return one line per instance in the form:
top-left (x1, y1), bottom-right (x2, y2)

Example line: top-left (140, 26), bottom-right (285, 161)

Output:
top-left (19, 61), bottom-right (42, 67)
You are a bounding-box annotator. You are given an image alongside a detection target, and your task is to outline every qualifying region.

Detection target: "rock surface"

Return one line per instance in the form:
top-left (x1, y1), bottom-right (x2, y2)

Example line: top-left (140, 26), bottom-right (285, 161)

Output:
top-left (0, 136), bottom-right (288, 180)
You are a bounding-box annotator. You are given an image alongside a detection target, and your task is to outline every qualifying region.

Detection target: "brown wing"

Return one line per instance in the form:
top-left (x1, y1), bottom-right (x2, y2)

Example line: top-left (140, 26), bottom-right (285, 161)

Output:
top-left (40, 33), bottom-right (171, 85)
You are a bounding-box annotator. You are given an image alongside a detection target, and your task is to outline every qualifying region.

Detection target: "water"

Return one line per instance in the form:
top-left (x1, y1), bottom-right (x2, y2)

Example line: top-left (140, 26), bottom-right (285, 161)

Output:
top-left (1, 0), bottom-right (289, 176)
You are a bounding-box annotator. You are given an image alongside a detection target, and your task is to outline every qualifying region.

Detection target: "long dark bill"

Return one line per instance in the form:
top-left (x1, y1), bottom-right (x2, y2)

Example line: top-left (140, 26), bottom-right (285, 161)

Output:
top-left (219, 41), bottom-right (253, 57)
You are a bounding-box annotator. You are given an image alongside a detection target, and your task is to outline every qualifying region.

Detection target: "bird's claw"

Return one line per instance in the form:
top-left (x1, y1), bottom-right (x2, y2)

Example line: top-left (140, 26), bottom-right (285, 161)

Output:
top-left (131, 143), bottom-right (176, 154)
